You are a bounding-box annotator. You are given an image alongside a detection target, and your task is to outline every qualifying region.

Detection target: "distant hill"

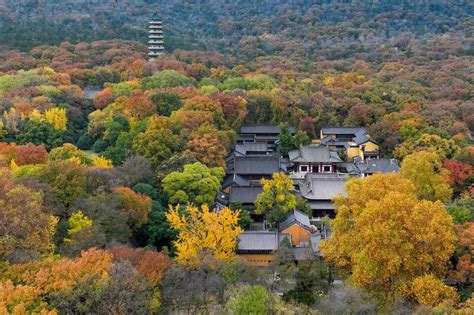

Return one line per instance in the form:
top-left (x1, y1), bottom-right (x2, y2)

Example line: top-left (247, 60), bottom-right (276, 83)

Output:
top-left (0, 0), bottom-right (472, 61)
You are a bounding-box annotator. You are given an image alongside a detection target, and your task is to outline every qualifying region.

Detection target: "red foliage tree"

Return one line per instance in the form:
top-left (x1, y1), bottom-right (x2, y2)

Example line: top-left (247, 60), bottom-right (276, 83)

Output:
top-left (108, 246), bottom-right (172, 286)
top-left (93, 87), bottom-right (113, 110)
top-left (15, 143), bottom-right (48, 165)
top-left (444, 160), bottom-right (474, 194)
top-left (210, 93), bottom-right (247, 129)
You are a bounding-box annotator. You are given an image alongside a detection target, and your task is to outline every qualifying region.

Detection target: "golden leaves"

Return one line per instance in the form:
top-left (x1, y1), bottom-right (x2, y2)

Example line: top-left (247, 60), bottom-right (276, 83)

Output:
top-left (166, 204), bottom-right (242, 266)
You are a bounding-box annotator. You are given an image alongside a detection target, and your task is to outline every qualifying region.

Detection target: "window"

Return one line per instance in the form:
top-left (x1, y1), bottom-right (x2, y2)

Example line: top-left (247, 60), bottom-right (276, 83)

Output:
top-left (300, 165), bottom-right (308, 172)
top-left (323, 165), bottom-right (332, 173)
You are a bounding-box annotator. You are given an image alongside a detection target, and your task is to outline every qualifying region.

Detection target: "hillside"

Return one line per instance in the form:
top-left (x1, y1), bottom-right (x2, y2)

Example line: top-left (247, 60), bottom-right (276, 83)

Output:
top-left (0, 1), bottom-right (473, 313)
top-left (0, 0), bottom-right (472, 61)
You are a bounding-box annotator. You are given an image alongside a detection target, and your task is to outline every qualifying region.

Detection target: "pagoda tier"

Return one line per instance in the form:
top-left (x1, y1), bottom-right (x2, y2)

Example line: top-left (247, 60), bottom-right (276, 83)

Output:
top-left (148, 13), bottom-right (165, 58)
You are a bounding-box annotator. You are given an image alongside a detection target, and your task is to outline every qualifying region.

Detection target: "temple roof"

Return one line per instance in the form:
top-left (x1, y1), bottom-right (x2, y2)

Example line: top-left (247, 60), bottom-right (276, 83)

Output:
top-left (288, 144), bottom-right (342, 163)
top-left (237, 231), bottom-right (291, 251)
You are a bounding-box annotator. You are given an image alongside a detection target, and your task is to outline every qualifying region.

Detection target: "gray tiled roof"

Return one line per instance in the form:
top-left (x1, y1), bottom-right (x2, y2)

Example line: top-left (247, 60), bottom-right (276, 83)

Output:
top-left (279, 209), bottom-right (312, 231)
top-left (288, 144), bottom-right (342, 163)
top-left (237, 231), bottom-right (291, 251)
top-left (321, 127), bottom-right (366, 135)
top-left (235, 143), bottom-right (269, 155)
top-left (307, 201), bottom-right (335, 210)
top-left (357, 159), bottom-right (400, 174)
top-left (234, 155), bottom-right (281, 175)
top-left (320, 137), bottom-right (351, 148)
top-left (229, 186), bottom-right (263, 203)
top-left (240, 125), bottom-right (296, 134)
top-left (298, 174), bottom-right (347, 201)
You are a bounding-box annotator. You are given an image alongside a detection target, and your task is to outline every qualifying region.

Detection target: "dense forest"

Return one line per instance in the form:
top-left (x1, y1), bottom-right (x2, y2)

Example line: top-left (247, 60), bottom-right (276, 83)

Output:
top-left (0, 1), bottom-right (472, 314)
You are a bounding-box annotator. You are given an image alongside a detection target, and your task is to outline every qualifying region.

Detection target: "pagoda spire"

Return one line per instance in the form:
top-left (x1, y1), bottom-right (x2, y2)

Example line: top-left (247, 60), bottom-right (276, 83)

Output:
top-left (148, 9), bottom-right (165, 58)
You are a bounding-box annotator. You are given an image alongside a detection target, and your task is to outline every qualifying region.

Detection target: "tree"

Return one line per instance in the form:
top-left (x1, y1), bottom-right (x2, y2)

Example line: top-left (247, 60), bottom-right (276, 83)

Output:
top-left (447, 203), bottom-right (472, 225)
top-left (285, 259), bottom-right (332, 306)
top-left (49, 143), bottom-right (92, 165)
top-left (400, 150), bottom-right (453, 203)
top-left (0, 170), bottom-right (57, 263)
top-left (444, 159), bottom-right (474, 194)
top-left (114, 187), bottom-right (152, 231)
top-left (132, 124), bottom-right (182, 170)
top-left (255, 173), bottom-right (296, 225)
top-left (161, 263), bottom-right (226, 313)
top-left (316, 286), bottom-right (378, 315)
top-left (272, 238), bottom-right (296, 293)
top-left (94, 261), bottom-right (154, 315)
top-left (77, 133), bottom-right (94, 150)
top-left (118, 155), bottom-right (154, 187)
top-left (14, 143), bottom-right (48, 165)
top-left (108, 246), bottom-right (173, 286)
top-left (44, 107), bottom-right (68, 130)
top-left (210, 93), bottom-right (247, 129)
top-left (226, 285), bottom-right (271, 314)
top-left (450, 222), bottom-right (474, 300)
top-left (292, 130), bottom-right (311, 148)
top-left (149, 91), bottom-right (182, 116)
top-left (141, 70), bottom-right (195, 90)
top-left (0, 248), bottom-right (112, 314)
top-left (410, 274), bottom-right (458, 307)
top-left (39, 160), bottom-right (87, 207)
top-left (277, 123), bottom-right (294, 155)
top-left (116, 91), bottom-right (155, 119)
top-left (141, 202), bottom-right (178, 252)
top-left (321, 174), bottom-right (457, 300)
top-left (186, 132), bottom-right (228, 168)
top-left (229, 203), bottom-right (253, 230)
top-left (162, 162), bottom-right (224, 205)
top-left (74, 193), bottom-right (131, 243)
top-left (93, 87), bottom-right (113, 110)
top-left (166, 204), bottom-right (242, 266)
top-left (155, 153), bottom-right (198, 183)
top-left (395, 134), bottom-right (461, 160)
top-left (17, 120), bottom-right (63, 150)
top-left (91, 156), bottom-right (113, 168)
top-left (60, 211), bottom-right (106, 257)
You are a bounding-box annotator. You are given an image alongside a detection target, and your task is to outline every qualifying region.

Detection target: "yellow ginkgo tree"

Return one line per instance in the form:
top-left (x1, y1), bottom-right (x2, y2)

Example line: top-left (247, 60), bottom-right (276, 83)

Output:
top-left (321, 173), bottom-right (457, 304)
top-left (28, 108), bottom-right (68, 131)
top-left (166, 204), bottom-right (242, 266)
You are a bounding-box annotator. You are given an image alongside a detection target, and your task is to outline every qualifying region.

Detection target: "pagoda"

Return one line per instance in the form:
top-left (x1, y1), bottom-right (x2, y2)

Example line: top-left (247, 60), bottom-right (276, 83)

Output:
top-left (148, 10), bottom-right (165, 58)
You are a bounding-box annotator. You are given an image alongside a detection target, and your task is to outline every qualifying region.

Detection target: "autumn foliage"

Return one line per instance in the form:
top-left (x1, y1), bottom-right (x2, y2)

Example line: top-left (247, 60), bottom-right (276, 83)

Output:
top-left (166, 204), bottom-right (242, 266)
top-left (321, 173), bottom-right (457, 301)
top-left (108, 246), bottom-right (173, 286)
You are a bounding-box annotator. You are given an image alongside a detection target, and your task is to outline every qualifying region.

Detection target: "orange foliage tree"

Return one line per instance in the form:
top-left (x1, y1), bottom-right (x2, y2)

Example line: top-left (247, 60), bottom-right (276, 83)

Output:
top-left (0, 249), bottom-right (112, 314)
top-left (108, 246), bottom-right (172, 286)
top-left (114, 187), bottom-right (152, 231)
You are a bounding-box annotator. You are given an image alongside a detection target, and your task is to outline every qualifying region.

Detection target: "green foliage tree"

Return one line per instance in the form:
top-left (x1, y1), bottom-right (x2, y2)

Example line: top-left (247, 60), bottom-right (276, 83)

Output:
top-left (132, 125), bottom-right (182, 170)
top-left (49, 143), bottom-right (92, 165)
top-left (229, 203), bottom-right (253, 230)
top-left (447, 203), bottom-right (472, 225)
top-left (292, 130), bottom-right (311, 148)
top-left (226, 285), bottom-right (271, 314)
top-left (141, 70), bottom-right (195, 90)
top-left (77, 133), bottom-right (94, 150)
top-left (149, 92), bottom-right (183, 116)
top-left (39, 160), bottom-right (87, 207)
top-left (162, 162), bottom-right (224, 205)
top-left (285, 260), bottom-right (333, 306)
top-left (277, 123), bottom-right (294, 155)
top-left (17, 120), bottom-right (63, 150)
top-left (141, 202), bottom-right (178, 252)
